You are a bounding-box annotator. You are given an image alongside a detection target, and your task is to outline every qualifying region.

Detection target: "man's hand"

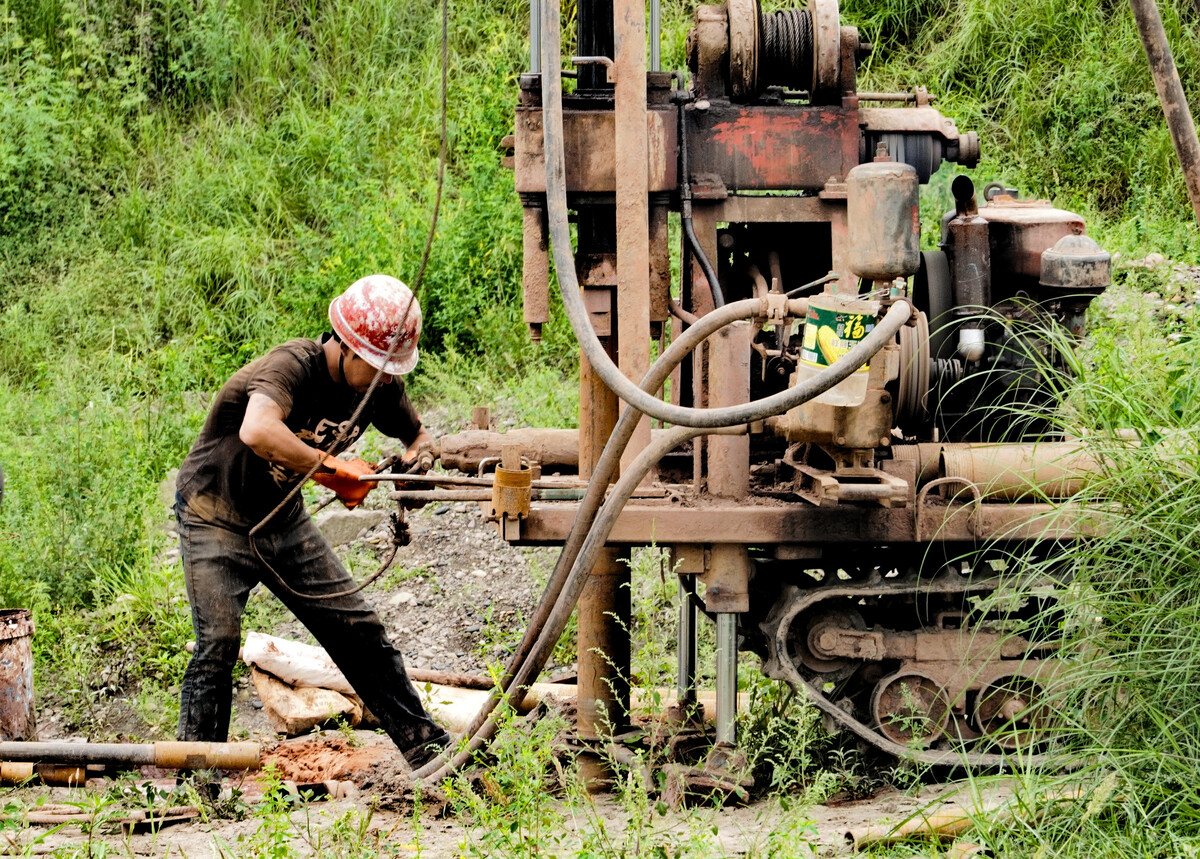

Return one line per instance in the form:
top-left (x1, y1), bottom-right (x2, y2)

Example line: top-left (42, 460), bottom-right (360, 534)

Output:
top-left (401, 428), bottom-right (437, 473)
top-left (312, 456), bottom-right (376, 509)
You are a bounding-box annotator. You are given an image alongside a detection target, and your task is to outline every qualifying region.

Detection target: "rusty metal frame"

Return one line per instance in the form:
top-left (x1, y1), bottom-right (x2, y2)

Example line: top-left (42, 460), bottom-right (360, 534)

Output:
top-left (510, 498), bottom-right (1104, 545)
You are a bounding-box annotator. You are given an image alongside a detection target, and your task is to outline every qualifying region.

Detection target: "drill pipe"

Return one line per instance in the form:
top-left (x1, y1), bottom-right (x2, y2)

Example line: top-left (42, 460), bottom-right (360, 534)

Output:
top-left (0, 742), bottom-right (260, 770)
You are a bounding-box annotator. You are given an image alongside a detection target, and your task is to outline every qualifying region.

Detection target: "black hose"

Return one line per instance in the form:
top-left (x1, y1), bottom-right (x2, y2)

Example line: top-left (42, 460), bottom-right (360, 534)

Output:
top-left (678, 101), bottom-right (725, 308)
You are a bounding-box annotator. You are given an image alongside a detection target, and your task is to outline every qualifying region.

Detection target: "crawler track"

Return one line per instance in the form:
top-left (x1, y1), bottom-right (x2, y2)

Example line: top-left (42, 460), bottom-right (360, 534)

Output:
top-left (757, 563), bottom-right (1067, 766)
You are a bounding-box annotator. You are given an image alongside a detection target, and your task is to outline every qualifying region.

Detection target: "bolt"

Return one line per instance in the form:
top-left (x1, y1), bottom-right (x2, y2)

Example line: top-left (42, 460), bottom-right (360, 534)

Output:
top-left (879, 436), bottom-right (891, 447)
top-left (880, 392), bottom-right (891, 404)
top-left (835, 435), bottom-right (846, 446)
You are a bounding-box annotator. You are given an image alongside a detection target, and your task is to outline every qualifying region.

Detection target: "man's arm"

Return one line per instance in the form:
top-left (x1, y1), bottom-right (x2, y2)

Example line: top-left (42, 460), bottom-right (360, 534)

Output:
top-left (239, 393), bottom-right (324, 474)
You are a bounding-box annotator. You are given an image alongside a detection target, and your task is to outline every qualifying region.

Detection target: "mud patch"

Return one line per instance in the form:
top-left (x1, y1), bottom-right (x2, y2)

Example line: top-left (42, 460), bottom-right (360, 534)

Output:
top-left (261, 735), bottom-right (398, 783)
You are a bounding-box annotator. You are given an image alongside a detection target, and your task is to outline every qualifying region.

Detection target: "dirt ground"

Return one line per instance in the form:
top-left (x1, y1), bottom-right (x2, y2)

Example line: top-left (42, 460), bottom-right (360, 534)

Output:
top-left (11, 487), bottom-right (1021, 856)
top-left (3, 754), bottom-right (1011, 857)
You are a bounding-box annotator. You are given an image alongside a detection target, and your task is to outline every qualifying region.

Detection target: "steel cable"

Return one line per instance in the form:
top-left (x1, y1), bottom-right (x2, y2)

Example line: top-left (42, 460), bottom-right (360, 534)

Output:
top-left (761, 9), bottom-right (813, 92)
top-left (246, 0), bottom-right (451, 601)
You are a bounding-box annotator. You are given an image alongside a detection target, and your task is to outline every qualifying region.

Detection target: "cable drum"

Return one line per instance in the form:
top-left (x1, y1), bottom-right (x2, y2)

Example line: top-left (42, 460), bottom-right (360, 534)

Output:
top-left (760, 9), bottom-right (813, 93)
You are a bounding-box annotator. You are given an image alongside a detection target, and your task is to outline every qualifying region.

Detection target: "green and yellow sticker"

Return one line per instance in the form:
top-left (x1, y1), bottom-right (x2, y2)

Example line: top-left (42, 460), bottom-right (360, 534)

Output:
top-left (800, 304), bottom-right (874, 371)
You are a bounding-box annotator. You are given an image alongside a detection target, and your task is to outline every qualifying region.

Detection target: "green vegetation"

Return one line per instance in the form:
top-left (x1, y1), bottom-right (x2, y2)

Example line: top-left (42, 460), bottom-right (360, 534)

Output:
top-left (1, 0), bottom-right (1200, 852)
top-left (844, 0), bottom-right (1200, 256)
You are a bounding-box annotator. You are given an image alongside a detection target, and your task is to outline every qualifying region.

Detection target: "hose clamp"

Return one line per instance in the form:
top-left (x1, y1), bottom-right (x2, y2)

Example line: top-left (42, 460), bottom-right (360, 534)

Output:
top-left (763, 292), bottom-right (790, 324)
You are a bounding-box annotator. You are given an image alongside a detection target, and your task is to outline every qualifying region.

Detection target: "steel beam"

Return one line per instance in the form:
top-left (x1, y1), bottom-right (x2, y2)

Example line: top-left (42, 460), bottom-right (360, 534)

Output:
top-left (514, 501), bottom-right (1106, 545)
top-left (576, 546), bottom-right (630, 739)
top-left (614, 0), bottom-right (651, 478)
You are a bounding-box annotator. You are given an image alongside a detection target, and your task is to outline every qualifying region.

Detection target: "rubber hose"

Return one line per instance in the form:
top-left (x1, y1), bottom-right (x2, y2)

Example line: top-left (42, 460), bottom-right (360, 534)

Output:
top-left (539, 7), bottom-right (912, 427)
top-left (668, 296), bottom-right (700, 326)
top-left (683, 218), bottom-right (724, 308)
top-left (458, 297), bottom-right (777, 741)
top-left (678, 100), bottom-right (724, 308)
top-left (414, 423), bottom-right (737, 781)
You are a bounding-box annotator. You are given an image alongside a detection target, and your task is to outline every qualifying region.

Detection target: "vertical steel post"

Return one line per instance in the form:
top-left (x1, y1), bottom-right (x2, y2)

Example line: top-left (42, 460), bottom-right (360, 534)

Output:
top-left (704, 322), bottom-right (752, 746)
top-left (1130, 0), bottom-right (1200, 225)
top-left (676, 580), bottom-right (697, 706)
top-left (577, 338), bottom-right (627, 742)
top-left (650, 0), bottom-right (661, 72)
top-left (529, 0), bottom-right (542, 74)
top-left (577, 546), bottom-right (630, 739)
top-left (574, 0), bottom-right (628, 747)
top-left (715, 613), bottom-right (738, 745)
top-left (614, 0), bottom-right (651, 478)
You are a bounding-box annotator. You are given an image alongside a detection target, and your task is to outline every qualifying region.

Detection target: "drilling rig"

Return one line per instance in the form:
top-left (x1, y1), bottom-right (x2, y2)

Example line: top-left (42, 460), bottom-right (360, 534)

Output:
top-left (430, 0), bottom-right (1111, 767)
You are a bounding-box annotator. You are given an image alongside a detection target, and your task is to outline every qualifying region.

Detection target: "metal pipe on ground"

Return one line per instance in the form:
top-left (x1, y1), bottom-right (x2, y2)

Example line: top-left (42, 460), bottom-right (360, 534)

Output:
top-left (0, 742), bottom-right (260, 770)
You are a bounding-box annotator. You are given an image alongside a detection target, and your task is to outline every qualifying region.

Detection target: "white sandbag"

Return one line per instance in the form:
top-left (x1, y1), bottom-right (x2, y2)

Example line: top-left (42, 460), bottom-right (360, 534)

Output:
top-left (243, 632), bottom-right (354, 695)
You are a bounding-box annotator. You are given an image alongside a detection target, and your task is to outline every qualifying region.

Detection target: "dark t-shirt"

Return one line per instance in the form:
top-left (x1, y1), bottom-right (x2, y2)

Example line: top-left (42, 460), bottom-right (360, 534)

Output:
top-left (177, 335), bottom-right (421, 531)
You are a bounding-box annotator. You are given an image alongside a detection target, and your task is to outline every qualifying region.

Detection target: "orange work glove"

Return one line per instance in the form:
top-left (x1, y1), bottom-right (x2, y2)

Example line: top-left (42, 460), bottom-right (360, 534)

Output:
top-left (312, 456), bottom-right (376, 509)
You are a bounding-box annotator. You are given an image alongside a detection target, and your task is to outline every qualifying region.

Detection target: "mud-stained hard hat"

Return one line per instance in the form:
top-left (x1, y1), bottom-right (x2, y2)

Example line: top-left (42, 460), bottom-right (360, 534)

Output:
top-left (328, 275), bottom-right (422, 375)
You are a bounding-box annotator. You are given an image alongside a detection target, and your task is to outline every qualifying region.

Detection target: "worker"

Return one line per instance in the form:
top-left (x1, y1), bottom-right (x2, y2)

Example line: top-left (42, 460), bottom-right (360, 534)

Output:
top-left (174, 274), bottom-right (451, 769)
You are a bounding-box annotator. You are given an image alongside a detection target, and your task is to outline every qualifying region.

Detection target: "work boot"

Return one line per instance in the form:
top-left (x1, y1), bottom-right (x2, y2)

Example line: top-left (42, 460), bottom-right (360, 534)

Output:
top-left (402, 730), bottom-right (452, 772)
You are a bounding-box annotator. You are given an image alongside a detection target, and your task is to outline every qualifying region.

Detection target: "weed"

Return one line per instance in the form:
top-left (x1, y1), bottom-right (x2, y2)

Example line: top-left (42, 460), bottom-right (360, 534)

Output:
top-left (443, 702), bottom-right (572, 857)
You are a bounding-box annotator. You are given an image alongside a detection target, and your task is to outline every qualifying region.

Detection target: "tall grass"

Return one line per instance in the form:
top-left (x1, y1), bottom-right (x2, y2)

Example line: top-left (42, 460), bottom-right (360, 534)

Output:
top-left (912, 285), bottom-right (1200, 853)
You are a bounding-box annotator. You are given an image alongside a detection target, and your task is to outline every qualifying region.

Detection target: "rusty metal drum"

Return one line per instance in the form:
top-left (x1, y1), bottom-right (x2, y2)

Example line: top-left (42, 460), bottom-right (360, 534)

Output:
top-left (0, 610), bottom-right (35, 741)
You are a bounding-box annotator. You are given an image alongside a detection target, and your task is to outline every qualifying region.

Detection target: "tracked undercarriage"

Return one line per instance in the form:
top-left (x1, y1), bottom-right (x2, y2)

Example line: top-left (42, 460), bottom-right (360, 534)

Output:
top-left (754, 558), bottom-right (1069, 765)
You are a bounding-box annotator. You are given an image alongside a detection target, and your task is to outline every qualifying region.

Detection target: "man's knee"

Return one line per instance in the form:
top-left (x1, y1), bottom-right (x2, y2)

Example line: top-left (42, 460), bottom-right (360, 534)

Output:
top-left (193, 624), bottom-right (242, 668)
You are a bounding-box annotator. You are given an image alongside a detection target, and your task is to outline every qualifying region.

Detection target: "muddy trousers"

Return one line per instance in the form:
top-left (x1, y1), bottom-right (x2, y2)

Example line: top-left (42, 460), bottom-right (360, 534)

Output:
top-left (175, 502), bottom-right (445, 756)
